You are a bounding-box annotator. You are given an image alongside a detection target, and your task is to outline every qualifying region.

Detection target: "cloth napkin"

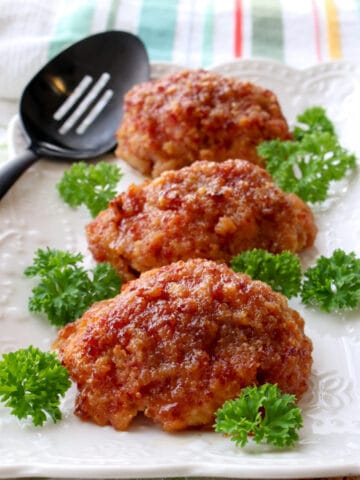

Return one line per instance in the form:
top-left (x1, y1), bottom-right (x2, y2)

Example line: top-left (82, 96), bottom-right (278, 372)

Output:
top-left (1, 0), bottom-right (360, 141)
top-left (1, 0), bottom-right (360, 106)
top-left (1, 0), bottom-right (360, 99)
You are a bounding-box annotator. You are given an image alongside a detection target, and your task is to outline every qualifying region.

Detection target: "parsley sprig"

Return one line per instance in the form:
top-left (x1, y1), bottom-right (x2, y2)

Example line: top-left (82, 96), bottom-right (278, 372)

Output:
top-left (231, 249), bottom-right (301, 298)
top-left (25, 248), bottom-right (121, 326)
top-left (293, 106), bottom-right (335, 139)
top-left (258, 106), bottom-right (356, 203)
top-left (0, 346), bottom-right (71, 426)
top-left (301, 249), bottom-right (360, 312)
top-left (231, 248), bottom-right (360, 313)
top-left (214, 384), bottom-right (303, 448)
top-left (57, 161), bottom-right (123, 217)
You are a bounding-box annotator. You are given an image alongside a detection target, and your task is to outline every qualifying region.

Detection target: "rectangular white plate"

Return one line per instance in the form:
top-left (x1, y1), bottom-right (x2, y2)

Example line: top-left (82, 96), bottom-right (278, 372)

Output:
top-left (1, 59), bottom-right (360, 478)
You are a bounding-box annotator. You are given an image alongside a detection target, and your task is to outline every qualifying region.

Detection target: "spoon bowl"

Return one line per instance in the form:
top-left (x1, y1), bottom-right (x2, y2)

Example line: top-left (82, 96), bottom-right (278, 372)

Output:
top-left (0, 30), bottom-right (150, 198)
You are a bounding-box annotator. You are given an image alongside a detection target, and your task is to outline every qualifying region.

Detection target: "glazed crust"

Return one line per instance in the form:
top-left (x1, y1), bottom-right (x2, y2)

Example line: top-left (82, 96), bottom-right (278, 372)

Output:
top-left (86, 159), bottom-right (317, 281)
top-left (54, 259), bottom-right (313, 432)
top-left (115, 69), bottom-right (292, 177)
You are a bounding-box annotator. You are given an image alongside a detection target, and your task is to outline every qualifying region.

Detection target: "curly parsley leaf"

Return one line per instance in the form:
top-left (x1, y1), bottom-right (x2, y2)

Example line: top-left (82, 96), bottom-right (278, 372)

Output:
top-left (25, 248), bottom-right (121, 326)
top-left (26, 262), bottom-right (93, 327)
top-left (230, 249), bottom-right (302, 298)
top-left (24, 248), bottom-right (82, 277)
top-left (301, 249), bottom-right (360, 312)
top-left (0, 346), bottom-right (71, 426)
top-left (57, 161), bottom-right (123, 217)
top-left (293, 106), bottom-right (335, 140)
top-left (214, 384), bottom-right (303, 448)
top-left (258, 107), bottom-right (356, 203)
top-left (90, 262), bottom-right (123, 302)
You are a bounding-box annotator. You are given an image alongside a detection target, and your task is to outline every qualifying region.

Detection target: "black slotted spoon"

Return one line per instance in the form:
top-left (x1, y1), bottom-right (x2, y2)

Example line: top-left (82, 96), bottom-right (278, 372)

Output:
top-left (0, 30), bottom-right (150, 199)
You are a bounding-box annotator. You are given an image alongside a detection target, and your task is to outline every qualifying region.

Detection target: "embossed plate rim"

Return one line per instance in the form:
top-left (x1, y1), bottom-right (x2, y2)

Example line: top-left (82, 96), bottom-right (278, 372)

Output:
top-left (1, 59), bottom-right (360, 479)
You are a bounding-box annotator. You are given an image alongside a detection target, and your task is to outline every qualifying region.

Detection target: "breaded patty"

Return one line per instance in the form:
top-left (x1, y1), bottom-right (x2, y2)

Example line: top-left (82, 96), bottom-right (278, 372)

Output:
top-left (54, 259), bottom-right (313, 432)
top-left (86, 159), bottom-right (317, 281)
top-left (115, 69), bottom-right (292, 177)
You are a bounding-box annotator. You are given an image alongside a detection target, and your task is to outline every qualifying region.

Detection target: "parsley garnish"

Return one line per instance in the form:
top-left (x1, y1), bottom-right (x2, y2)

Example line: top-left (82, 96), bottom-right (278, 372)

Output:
top-left (301, 249), bottom-right (360, 312)
top-left (231, 248), bottom-right (360, 313)
top-left (214, 384), bottom-right (303, 448)
top-left (293, 105), bottom-right (335, 139)
top-left (231, 249), bottom-right (301, 298)
top-left (258, 106), bottom-right (356, 203)
top-left (0, 346), bottom-right (71, 426)
top-left (57, 161), bottom-right (123, 217)
top-left (24, 248), bottom-right (121, 326)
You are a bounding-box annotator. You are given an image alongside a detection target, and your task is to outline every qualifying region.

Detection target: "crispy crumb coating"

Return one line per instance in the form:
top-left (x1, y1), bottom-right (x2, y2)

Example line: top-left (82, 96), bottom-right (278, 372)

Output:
top-left (54, 259), bottom-right (313, 432)
top-left (115, 69), bottom-right (292, 177)
top-left (86, 159), bottom-right (317, 281)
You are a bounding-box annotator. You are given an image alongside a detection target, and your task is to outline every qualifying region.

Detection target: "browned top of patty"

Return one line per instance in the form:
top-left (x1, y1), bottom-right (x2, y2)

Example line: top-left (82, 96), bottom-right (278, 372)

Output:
top-left (116, 69), bottom-right (291, 176)
top-left (54, 258), bottom-right (313, 432)
top-left (86, 159), bottom-right (317, 280)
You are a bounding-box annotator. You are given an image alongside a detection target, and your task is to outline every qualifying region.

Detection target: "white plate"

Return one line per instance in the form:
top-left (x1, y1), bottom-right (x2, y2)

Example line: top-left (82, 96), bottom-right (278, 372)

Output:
top-left (1, 59), bottom-right (360, 479)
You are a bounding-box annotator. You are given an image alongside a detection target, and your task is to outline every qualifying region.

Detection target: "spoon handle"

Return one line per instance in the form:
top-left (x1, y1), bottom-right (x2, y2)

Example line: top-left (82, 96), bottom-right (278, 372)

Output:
top-left (0, 149), bottom-right (38, 200)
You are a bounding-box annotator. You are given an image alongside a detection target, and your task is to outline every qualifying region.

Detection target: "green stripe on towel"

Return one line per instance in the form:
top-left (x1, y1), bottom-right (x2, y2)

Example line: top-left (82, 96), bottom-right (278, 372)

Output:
top-left (251, 0), bottom-right (284, 62)
top-left (138, 0), bottom-right (178, 62)
top-left (106, 0), bottom-right (121, 30)
top-left (201, 0), bottom-right (214, 67)
top-left (48, 0), bottom-right (97, 60)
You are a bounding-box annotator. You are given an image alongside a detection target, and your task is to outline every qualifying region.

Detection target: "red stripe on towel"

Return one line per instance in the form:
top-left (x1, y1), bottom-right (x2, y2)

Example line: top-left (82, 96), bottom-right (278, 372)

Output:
top-left (234, 0), bottom-right (243, 57)
top-left (312, 0), bottom-right (322, 62)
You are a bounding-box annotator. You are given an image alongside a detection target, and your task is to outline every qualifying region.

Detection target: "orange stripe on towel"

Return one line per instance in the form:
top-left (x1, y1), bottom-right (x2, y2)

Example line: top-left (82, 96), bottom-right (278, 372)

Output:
top-left (325, 0), bottom-right (342, 59)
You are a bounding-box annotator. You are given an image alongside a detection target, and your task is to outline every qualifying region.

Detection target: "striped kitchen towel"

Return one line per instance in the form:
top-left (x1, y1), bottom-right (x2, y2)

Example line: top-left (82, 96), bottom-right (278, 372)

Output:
top-left (0, 0), bottom-right (359, 102)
